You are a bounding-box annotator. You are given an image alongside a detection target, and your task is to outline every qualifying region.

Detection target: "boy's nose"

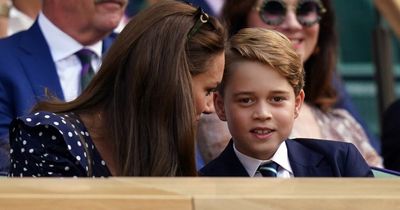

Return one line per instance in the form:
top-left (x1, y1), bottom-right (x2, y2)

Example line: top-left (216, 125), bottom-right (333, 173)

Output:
top-left (252, 103), bottom-right (272, 120)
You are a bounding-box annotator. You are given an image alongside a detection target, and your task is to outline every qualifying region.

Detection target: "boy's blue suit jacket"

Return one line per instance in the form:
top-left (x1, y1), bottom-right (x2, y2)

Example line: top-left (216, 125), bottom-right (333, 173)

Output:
top-left (199, 138), bottom-right (373, 177)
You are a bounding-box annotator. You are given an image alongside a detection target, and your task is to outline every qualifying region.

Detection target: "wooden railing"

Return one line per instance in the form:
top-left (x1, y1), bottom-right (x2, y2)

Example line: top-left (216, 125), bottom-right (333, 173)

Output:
top-left (0, 178), bottom-right (399, 210)
top-left (374, 0), bottom-right (400, 38)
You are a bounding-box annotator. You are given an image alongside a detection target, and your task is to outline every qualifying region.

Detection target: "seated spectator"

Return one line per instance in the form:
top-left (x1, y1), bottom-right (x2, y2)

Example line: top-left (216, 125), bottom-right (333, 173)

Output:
top-left (9, 0), bottom-right (226, 177)
top-left (199, 28), bottom-right (373, 177)
top-left (0, 0), bottom-right (127, 174)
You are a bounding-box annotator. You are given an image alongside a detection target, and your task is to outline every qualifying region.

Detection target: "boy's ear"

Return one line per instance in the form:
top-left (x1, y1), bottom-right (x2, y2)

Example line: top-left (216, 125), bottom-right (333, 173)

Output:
top-left (214, 92), bottom-right (227, 121)
top-left (294, 89), bottom-right (305, 118)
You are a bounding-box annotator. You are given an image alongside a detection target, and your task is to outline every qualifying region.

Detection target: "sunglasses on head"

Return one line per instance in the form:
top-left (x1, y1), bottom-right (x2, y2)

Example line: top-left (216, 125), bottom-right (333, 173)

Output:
top-left (255, 0), bottom-right (326, 27)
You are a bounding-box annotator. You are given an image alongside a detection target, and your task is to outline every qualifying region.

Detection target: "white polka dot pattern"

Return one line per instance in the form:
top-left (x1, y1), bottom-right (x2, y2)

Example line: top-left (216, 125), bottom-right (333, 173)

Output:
top-left (8, 111), bottom-right (111, 177)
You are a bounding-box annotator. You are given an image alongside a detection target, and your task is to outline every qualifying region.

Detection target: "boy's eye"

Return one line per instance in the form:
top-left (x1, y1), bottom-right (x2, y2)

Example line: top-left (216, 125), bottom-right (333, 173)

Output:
top-left (271, 96), bottom-right (285, 102)
top-left (239, 98), bottom-right (254, 104)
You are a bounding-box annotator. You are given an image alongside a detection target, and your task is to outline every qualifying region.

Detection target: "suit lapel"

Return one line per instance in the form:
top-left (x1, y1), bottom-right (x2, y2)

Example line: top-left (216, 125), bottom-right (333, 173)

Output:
top-left (286, 139), bottom-right (333, 177)
top-left (102, 32), bottom-right (117, 55)
top-left (18, 20), bottom-right (65, 101)
top-left (209, 140), bottom-right (250, 176)
top-left (223, 140), bottom-right (250, 176)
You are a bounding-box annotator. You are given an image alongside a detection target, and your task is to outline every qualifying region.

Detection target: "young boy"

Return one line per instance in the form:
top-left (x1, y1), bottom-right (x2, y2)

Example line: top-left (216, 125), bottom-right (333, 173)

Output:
top-left (199, 28), bottom-right (373, 177)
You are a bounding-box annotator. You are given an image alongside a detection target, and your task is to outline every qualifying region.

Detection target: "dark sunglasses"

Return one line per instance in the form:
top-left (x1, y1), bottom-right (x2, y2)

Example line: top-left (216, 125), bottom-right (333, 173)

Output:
top-left (255, 0), bottom-right (326, 27)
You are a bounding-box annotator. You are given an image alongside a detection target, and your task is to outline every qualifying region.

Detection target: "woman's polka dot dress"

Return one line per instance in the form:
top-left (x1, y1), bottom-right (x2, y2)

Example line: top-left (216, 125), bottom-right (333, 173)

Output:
top-left (9, 111), bottom-right (111, 177)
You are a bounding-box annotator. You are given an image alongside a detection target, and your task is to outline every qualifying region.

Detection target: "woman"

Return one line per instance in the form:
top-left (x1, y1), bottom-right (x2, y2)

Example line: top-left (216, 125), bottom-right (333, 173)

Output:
top-left (9, 0), bottom-right (226, 177)
top-left (198, 0), bottom-right (382, 167)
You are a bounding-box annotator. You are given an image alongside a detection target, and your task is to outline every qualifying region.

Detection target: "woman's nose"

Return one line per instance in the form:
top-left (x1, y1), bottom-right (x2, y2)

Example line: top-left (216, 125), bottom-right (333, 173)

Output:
top-left (202, 94), bottom-right (215, 114)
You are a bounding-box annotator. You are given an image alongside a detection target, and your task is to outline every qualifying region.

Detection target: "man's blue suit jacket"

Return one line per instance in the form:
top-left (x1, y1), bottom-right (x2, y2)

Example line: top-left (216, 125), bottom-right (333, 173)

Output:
top-left (199, 139), bottom-right (373, 177)
top-left (0, 20), bottom-right (116, 139)
top-left (0, 20), bottom-right (116, 173)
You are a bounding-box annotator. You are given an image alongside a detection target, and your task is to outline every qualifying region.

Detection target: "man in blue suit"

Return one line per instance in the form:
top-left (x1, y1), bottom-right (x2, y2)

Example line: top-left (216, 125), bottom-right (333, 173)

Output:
top-left (0, 0), bottom-right (127, 174)
top-left (199, 28), bottom-right (373, 178)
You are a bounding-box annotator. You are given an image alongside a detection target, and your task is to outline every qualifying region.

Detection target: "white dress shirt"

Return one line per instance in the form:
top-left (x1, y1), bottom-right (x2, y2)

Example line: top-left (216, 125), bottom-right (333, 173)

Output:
top-left (233, 141), bottom-right (293, 178)
top-left (38, 12), bottom-right (102, 102)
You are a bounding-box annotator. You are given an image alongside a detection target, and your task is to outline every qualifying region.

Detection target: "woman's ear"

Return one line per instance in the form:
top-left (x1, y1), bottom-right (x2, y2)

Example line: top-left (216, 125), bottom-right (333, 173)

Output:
top-left (214, 92), bottom-right (227, 121)
top-left (294, 89), bottom-right (305, 118)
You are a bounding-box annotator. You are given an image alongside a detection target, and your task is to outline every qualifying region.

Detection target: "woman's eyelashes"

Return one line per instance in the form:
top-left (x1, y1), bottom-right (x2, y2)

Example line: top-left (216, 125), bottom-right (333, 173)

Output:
top-left (205, 87), bottom-right (218, 96)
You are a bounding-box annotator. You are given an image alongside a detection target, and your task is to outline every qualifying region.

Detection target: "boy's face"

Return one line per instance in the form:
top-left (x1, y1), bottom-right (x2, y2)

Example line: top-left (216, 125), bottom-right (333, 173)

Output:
top-left (214, 61), bottom-right (304, 160)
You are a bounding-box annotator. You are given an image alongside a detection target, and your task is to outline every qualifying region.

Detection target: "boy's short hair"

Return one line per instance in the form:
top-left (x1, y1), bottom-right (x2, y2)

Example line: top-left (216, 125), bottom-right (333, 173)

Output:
top-left (219, 28), bottom-right (304, 96)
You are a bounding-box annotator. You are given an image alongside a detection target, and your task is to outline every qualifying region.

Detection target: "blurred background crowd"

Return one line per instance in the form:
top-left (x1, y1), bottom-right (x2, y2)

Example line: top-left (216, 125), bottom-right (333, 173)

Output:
top-left (1, 0), bottom-right (400, 175)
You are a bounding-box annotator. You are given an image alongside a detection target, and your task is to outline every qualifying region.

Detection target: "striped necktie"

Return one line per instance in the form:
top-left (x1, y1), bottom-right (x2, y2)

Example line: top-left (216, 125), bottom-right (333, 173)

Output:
top-left (257, 161), bottom-right (279, 177)
top-left (76, 49), bottom-right (95, 92)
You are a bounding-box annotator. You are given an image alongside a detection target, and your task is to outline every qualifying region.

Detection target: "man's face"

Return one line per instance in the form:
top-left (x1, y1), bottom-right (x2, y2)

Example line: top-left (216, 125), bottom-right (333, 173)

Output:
top-left (59, 0), bottom-right (127, 36)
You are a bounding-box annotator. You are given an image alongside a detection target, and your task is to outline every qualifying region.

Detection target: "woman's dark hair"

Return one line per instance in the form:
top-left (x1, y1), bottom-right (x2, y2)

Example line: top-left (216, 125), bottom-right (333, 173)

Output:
top-left (303, 0), bottom-right (337, 111)
top-left (222, 0), bottom-right (337, 111)
top-left (34, 0), bottom-right (226, 176)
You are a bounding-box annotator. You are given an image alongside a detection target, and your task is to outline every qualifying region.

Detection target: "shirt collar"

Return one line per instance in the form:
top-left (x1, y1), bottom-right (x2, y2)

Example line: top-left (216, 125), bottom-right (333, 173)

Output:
top-left (38, 12), bottom-right (102, 62)
top-left (233, 140), bottom-right (293, 177)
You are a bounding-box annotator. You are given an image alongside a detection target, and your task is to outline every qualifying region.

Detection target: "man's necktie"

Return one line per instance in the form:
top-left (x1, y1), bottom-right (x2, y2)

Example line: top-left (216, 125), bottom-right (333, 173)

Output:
top-left (76, 49), bottom-right (95, 91)
top-left (257, 161), bottom-right (279, 177)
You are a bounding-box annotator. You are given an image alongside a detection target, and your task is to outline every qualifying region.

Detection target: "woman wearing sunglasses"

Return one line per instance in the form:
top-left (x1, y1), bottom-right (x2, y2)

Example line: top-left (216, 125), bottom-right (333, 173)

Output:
top-left (197, 0), bottom-right (382, 168)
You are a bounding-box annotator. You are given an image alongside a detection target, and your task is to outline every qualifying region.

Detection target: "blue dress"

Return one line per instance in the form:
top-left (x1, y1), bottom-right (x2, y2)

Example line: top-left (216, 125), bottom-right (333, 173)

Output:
top-left (9, 111), bottom-right (111, 177)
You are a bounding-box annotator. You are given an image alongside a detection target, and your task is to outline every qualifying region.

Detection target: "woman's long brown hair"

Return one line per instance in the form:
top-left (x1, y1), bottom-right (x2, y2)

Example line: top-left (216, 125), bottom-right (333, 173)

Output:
top-left (33, 0), bottom-right (226, 176)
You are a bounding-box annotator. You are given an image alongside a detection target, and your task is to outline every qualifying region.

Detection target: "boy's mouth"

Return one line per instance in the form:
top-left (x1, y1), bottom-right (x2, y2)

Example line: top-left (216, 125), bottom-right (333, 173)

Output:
top-left (250, 128), bottom-right (274, 135)
top-left (94, 0), bottom-right (126, 7)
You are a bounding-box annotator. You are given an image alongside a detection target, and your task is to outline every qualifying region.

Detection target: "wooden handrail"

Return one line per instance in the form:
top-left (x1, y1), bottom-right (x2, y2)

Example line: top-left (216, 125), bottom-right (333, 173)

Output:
top-left (0, 178), bottom-right (399, 210)
top-left (374, 0), bottom-right (400, 38)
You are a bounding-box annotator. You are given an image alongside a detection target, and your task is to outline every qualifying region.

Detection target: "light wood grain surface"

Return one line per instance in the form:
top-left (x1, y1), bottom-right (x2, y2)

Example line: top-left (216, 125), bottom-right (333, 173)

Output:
top-left (374, 0), bottom-right (400, 38)
top-left (0, 178), bottom-right (399, 210)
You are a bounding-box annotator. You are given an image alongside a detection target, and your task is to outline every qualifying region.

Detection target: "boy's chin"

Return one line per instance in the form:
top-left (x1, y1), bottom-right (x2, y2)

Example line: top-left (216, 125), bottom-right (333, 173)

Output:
top-left (235, 140), bottom-right (284, 160)
top-left (239, 147), bottom-right (276, 160)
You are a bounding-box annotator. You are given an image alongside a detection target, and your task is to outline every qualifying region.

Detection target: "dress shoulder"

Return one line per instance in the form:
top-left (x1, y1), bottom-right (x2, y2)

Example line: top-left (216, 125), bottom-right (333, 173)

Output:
top-left (9, 111), bottom-right (108, 177)
top-left (312, 107), bottom-right (383, 167)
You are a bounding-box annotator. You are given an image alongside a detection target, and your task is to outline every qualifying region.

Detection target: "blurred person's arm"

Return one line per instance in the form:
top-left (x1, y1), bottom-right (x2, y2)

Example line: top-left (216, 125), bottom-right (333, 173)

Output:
top-left (0, 0), bottom-right (10, 38)
top-left (332, 71), bottom-right (381, 153)
top-left (12, 0), bottom-right (41, 20)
